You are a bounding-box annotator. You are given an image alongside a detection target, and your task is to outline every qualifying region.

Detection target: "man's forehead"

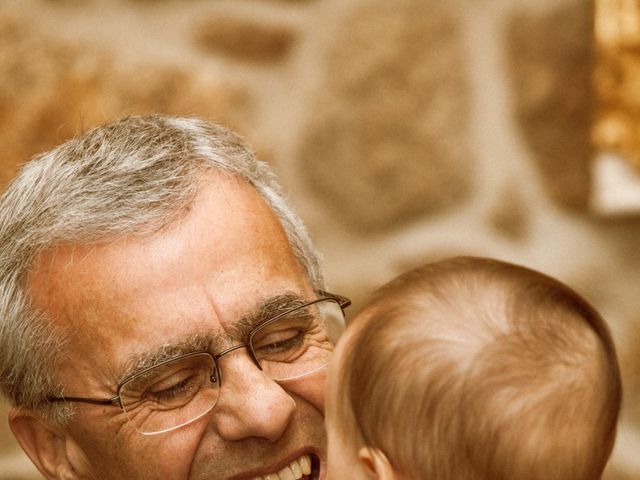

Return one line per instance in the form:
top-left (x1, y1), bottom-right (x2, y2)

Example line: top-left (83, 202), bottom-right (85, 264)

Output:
top-left (27, 173), bottom-right (304, 309)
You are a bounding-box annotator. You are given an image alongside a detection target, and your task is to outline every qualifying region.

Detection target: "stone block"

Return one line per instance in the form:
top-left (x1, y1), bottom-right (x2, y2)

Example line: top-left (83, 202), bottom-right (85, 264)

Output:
top-left (194, 15), bottom-right (296, 62)
top-left (298, 0), bottom-right (473, 232)
top-left (43, 0), bottom-right (91, 4)
top-left (506, 0), bottom-right (594, 211)
top-left (0, 9), bottom-right (252, 189)
top-left (487, 184), bottom-right (529, 241)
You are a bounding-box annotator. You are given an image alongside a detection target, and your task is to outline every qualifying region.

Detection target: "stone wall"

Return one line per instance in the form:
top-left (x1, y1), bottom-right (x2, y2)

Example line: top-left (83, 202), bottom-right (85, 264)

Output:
top-left (1, 0), bottom-right (639, 478)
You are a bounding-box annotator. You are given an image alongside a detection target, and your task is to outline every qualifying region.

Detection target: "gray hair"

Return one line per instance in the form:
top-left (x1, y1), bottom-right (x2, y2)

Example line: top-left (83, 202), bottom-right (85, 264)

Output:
top-left (0, 115), bottom-right (323, 423)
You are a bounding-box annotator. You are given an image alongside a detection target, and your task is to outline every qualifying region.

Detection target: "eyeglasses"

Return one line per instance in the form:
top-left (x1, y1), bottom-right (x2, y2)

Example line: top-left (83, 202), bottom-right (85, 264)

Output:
top-left (47, 292), bottom-right (350, 435)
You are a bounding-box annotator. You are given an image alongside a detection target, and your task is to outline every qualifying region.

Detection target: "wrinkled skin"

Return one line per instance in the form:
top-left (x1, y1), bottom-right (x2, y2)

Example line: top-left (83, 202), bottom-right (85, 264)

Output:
top-left (14, 172), bottom-right (328, 480)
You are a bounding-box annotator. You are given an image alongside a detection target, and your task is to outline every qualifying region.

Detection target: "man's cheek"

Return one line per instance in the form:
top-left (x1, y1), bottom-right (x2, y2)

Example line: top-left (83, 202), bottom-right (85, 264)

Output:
top-left (113, 425), bottom-right (203, 480)
top-left (283, 370), bottom-right (327, 412)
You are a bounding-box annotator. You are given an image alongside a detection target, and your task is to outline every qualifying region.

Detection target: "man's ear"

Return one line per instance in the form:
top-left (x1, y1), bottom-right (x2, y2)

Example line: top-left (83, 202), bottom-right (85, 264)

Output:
top-left (358, 446), bottom-right (397, 480)
top-left (9, 408), bottom-right (82, 480)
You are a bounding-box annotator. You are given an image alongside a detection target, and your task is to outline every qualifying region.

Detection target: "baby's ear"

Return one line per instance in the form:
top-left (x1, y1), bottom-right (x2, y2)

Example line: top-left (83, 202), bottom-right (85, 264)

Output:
top-left (358, 446), bottom-right (396, 480)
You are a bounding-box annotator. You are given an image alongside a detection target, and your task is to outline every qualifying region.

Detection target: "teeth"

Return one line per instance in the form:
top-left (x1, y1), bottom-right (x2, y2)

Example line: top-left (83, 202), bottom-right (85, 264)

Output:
top-left (299, 455), bottom-right (311, 475)
top-left (290, 460), bottom-right (302, 478)
top-left (252, 454), bottom-right (312, 480)
top-left (278, 466), bottom-right (295, 480)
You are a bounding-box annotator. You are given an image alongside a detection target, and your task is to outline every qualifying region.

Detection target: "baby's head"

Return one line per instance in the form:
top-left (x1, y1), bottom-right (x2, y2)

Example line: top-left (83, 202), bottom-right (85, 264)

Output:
top-left (326, 257), bottom-right (621, 480)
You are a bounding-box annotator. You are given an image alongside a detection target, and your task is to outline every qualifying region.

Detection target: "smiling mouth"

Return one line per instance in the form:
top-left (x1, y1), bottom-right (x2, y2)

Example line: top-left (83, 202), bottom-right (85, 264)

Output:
top-left (249, 453), bottom-right (320, 480)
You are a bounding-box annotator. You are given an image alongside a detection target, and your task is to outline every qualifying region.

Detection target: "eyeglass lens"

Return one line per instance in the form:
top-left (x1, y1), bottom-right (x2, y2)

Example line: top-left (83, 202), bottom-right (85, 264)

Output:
top-left (118, 298), bottom-right (346, 435)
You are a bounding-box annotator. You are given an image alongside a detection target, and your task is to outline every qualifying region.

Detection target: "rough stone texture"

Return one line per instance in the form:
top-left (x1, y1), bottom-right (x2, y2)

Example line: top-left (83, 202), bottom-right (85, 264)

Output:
top-left (0, 10), bottom-right (68, 187)
top-left (299, 0), bottom-right (473, 232)
top-left (0, 10), bottom-right (252, 190)
top-left (487, 184), bottom-right (529, 241)
top-left (194, 16), bottom-right (296, 62)
top-left (43, 0), bottom-right (91, 4)
top-left (506, 0), bottom-right (594, 211)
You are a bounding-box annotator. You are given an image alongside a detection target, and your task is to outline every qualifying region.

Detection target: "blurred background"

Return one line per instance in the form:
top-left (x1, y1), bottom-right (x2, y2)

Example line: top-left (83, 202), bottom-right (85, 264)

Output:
top-left (1, 0), bottom-right (640, 478)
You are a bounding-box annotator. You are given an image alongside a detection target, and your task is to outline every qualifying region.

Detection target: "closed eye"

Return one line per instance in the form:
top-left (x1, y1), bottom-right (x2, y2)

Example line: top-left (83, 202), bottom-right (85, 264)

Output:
top-left (256, 328), bottom-right (306, 354)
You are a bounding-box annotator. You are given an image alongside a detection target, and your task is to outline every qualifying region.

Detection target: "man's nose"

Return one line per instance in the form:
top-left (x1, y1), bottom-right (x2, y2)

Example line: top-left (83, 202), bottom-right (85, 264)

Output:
top-left (210, 348), bottom-right (296, 442)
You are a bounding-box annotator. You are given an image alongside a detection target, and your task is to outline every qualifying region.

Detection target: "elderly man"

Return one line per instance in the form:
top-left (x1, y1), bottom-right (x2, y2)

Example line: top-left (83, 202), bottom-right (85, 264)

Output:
top-left (0, 115), bottom-right (349, 479)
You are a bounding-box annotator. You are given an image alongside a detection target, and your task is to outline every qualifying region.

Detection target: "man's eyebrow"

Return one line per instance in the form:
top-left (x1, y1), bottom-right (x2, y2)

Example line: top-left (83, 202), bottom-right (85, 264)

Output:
top-left (116, 333), bottom-right (217, 384)
top-left (231, 292), bottom-right (312, 339)
top-left (114, 292), bottom-right (313, 384)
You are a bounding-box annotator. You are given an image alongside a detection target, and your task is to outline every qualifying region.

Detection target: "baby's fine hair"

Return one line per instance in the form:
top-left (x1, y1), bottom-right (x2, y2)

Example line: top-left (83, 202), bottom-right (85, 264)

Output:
top-left (337, 257), bottom-right (621, 480)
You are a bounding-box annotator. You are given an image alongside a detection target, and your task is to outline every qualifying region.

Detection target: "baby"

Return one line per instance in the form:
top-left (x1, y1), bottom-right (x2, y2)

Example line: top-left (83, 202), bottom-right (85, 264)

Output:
top-left (326, 257), bottom-right (622, 480)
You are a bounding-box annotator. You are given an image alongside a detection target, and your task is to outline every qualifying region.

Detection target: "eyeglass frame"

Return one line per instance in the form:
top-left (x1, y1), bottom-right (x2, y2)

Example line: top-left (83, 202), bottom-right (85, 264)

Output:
top-left (46, 291), bottom-right (351, 411)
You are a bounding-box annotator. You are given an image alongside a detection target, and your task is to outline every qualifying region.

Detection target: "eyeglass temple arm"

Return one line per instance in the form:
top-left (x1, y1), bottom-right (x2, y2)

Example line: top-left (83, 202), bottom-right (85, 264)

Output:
top-left (318, 290), bottom-right (351, 309)
top-left (46, 395), bottom-right (120, 406)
